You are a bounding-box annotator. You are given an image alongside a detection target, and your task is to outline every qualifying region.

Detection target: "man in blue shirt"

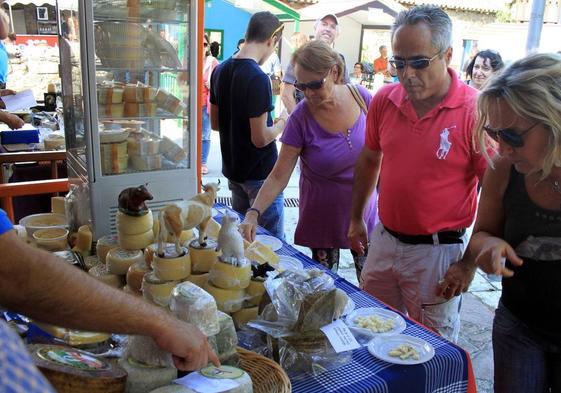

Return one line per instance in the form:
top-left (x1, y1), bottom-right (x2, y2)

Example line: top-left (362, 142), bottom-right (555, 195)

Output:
top-left (0, 209), bottom-right (219, 391)
top-left (210, 12), bottom-right (288, 239)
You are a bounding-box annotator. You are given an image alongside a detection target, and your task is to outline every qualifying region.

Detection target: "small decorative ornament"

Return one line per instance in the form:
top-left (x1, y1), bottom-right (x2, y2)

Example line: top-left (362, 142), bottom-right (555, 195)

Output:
top-left (345, 129), bottom-right (353, 149)
top-left (552, 180), bottom-right (561, 195)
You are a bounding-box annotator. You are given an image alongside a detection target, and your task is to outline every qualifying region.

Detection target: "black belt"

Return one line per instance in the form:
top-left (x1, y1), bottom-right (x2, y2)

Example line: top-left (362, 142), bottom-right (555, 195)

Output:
top-left (384, 226), bottom-right (465, 245)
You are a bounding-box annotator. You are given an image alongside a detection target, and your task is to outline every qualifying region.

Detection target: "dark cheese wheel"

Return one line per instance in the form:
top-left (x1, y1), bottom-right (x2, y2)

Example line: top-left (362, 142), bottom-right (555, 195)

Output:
top-left (28, 344), bottom-right (127, 393)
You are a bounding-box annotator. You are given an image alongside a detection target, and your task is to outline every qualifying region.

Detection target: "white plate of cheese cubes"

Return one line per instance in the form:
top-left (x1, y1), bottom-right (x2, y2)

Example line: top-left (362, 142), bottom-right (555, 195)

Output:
top-left (368, 334), bottom-right (435, 365)
top-left (345, 307), bottom-right (406, 337)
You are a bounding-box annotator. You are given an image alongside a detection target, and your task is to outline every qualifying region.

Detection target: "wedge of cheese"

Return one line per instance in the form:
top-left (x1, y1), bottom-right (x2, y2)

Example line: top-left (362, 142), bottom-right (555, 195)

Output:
top-left (244, 240), bottom-right (280, 266)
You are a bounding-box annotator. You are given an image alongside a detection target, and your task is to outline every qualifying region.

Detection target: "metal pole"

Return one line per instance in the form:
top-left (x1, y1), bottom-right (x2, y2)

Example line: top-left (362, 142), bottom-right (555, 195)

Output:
top-left (526, 0), bottom-right (546, 54)
top-left (8, 3), bottom-right (14, 32)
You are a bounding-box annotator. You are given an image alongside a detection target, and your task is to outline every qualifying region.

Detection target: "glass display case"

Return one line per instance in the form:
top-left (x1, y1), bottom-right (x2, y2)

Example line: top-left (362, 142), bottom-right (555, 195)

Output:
top-left (58, 0), bottom-right (200, 238)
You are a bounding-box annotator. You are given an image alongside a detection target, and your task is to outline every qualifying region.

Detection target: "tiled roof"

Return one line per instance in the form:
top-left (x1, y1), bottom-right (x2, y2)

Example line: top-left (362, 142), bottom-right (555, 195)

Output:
top-left (397, 0), bottom-right (509, 13)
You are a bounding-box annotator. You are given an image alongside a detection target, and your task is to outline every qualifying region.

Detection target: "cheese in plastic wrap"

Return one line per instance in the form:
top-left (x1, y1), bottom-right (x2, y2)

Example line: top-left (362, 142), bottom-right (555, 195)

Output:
top-left (169, 282), bottom-right (219, 336)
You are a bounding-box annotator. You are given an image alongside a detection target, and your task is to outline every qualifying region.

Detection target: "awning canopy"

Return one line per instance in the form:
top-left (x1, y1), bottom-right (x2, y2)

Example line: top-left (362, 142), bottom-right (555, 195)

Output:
top-left (4, 0), bottom-right (77, 11)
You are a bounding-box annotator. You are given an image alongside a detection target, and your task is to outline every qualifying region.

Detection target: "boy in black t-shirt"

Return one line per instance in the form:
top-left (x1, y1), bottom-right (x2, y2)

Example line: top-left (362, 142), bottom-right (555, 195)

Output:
top-left (210, 12), bottom-right (288, 239)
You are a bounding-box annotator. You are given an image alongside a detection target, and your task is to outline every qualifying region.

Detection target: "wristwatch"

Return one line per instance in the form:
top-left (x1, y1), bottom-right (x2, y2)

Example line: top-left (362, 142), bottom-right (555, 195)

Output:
top-left (246, 207), bottom-right (261, 219)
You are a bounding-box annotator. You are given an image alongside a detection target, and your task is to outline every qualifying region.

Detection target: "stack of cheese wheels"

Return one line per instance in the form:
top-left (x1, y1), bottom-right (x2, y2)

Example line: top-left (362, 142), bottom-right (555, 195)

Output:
top-left (106, 248), bottom-right (144, 275)
top-left (141, 271), bottom-right (179, 307)
top-left (152, 243), bottom-right (191, 281)
top-left (29, 344), bottom-right (127, 393)
top-left (169, 282), bottom-right (220, 337)
top-left (96, 235), bottom-right (119, 264)
top-left (246, 277), bottom-right (266, 306)
top-left (117, 210), bottom-right (154, 250)
top-left (188, 238), bottom-right (220, 273)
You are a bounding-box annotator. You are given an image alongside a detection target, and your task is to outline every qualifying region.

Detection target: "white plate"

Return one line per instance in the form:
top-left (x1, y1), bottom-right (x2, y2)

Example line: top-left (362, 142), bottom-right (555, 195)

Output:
top-left (255, 234), bottom-right (283, 251)
top-left (346, 307), bottom-right (406, 337)
top-left (277, 255), bottom-right (304, 271)
top-left (367, 334), bottom-right (435, 365)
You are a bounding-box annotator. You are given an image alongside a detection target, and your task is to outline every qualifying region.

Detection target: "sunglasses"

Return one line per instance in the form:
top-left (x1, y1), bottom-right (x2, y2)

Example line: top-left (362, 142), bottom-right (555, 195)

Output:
top-left (483, 122), bottom-right (539, 148)
top-left (294, 72), bottom-right (329, 92)
top-left (270, 24), bottom-right (284, 41)
top-left (389, 52), bottom-right (441, 70)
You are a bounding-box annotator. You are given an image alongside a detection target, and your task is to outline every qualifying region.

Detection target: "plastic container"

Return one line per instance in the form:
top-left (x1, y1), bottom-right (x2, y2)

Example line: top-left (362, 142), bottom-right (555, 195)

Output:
top-left (19, 213), bottom-right (68, 238)
top-left (33, 227), bottom-right (69, 251)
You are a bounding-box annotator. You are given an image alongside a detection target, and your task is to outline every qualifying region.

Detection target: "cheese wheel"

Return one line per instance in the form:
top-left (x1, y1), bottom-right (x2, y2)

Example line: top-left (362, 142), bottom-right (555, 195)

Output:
top-left (125, 335), bottom-right (173, 367)
top-left (153, 250), bottom-right (191, 281)
top-left (169, 282), bottom-right (219, 336)
top-left (189, 239), bottom-right (219, 273)
top-left (245, 241), bottom-right (280, 266)
top-left (197, 366), bottom-right (253, 393)
top-left (209, 259), bottom-right (251, 290)
top-left (203, 282), bottom-right (246, 314)
top-left (116, 210), bottom-right (154, 235)
top-left (51, 196), bottom-right (66, 215)
top-left (76, 225), bottom-right (93, 254)
top-left (184, 272), bottom-right (209, 288)
top-left (29, 344), bottom-right (127, 393)
top-left (119, 229), bottom-right (154, 250)
top-left (33, 323), bottom-right (111, 346)
top-left (246, 278), bottom-right (265, 306)
top-left (232, 306), bottom-right (259, 329)
top-left (89, 263), bottom-right (126, 288)
top-left (127, 261), bottom-right (149, 292)
top-left (149, 385), bottom-right (195, 393)
top-left (118, 357), bottom-right (177, 393)
top-left (106, 248), bottom-right (144, 275)
top-left (213, 311), bottom-right (238, 359)
top-left (96, 235), bottom-right (119, 264)
top-left (142, 271), bottom-right (179, 307)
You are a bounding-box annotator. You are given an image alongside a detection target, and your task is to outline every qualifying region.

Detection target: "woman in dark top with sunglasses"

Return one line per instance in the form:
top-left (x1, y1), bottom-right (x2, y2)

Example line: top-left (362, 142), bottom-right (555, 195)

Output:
top-left (467, 53), bottom-right (561, 393)
top-left (240, 40), bottom-right (378, 278)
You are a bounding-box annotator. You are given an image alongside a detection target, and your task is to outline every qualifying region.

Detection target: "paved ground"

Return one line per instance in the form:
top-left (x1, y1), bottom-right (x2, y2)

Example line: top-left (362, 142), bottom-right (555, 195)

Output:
top-left (204, 132), bottom-right (498, 392)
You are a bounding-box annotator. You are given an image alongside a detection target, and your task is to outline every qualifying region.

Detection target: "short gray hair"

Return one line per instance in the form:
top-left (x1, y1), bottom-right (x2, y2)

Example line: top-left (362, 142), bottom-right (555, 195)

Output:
top-left (391, 5), bottom-right (452, 54)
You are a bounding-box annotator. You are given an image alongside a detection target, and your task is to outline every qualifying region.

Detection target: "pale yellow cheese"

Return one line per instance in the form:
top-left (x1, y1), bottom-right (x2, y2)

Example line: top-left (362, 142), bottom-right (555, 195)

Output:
top-left (203, 282), bottom-right (245, 314)
top-left (96, 235), bottom-right (119, 264)
top-left (33, 322), bottom-right (111, 346)
top-left (142, 271), bottom-right (179, 307)
top-left (51, 196), bottom-right (66, 215)
top-left (75, 225), bottom-right (93, 254)
top-left (232, 306), bottom-right (259, 329)
top-left (244, 241), bottom-right (280, 266)
top-left (153, 251), bottom-right (191, 281)
top-left (89, 263), bottom-right (126, 288)
top-left (189, 240), bottom-right (219, 273)
top-left (107, 248), bottom-right (144, 275)
top-left (126, 261), bottom-right (149, 292)
top-left (184, 272), bottom-right (209, 288)
top-left (246, 278), bottom-right (266, 306)
top-left (116, 210), bottom-right (154, 235)
top-left (208, 259), bottom-right (251, 290)
top-left (119, 229), bottom-right (154, 250)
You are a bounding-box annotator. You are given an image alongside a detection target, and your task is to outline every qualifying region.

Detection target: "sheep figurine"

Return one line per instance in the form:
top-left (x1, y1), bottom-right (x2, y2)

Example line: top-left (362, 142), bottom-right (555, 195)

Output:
top-left (216, 212), bottom-right (245, 264)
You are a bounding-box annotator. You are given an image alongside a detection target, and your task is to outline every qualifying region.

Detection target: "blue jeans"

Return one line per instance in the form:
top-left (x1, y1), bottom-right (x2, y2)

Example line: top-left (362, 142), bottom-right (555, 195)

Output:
top-left (493, 302), bottom-right (561, 393)
top-left (201, 106), bottom-right (211, 165)
top-left (228, 179), bottom-right (285, 241)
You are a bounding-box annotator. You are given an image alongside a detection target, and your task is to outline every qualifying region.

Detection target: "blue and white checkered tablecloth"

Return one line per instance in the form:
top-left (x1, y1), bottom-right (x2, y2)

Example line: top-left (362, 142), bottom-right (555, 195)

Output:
top-left (215, 204), bottom-right (474, 393)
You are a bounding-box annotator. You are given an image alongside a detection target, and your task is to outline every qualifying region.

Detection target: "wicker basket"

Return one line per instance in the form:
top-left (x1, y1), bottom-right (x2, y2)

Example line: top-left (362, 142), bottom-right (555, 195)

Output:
top-left (237, 347), bottom-right (291, 393)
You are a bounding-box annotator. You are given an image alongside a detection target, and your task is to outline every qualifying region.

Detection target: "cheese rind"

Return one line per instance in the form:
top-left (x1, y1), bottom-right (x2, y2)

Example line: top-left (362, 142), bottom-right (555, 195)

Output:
top-left (96, 235), bottom-right (119, 264)
top-left (118, 357), bottom-right (177, 393)
top-left (125, 335), bottom-right (173, 368)
top-left (246, 278), bottom-right (265, 306)
top-left (116, 210), bottom-right (154, 235)
top-left (169, 282), bottom-right (219, 336)
top-left (142, 271), bottom-right (179, 307)
top-left (184, 272), bottom-right (209, 288)
top-left (203, 282), bottom-right (246, 314)
top-left (119, 229), bottom-right (154, 250)
top-left (232, 306), bottom-right (259, 329)
top-left (152, 250), bottom-right (191, 281)
top-left (127, 261), bottom-right (149, 292)
top-left (208, 259), bottom-right (251, 290)
top-left (213, 311), bottom-right (238, 360)
top-left (189, 240), bottom-right (219, 273)
top-left (89, 263), bottom-right (126, 288)
top-left (107, 248), bottom-right (144, 275)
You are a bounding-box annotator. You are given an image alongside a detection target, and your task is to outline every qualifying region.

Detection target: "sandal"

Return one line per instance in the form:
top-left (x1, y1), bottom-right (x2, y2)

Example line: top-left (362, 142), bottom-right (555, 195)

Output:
top-left (201, 164), bottom-right (209, 175)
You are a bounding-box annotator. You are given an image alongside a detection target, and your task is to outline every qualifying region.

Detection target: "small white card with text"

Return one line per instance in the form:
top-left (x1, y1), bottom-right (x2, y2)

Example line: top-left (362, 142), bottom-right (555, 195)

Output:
top-left (320, 319), bottom-right (361, 353)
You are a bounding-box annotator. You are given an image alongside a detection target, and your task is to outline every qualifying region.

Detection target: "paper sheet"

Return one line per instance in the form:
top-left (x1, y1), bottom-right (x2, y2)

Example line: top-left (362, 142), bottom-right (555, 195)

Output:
top-left (174, 372), bottom-right (239, 393)
top-left (2, 89), bottom-right (38, 111)
top-left (320, 319), bottom-right (361, 353)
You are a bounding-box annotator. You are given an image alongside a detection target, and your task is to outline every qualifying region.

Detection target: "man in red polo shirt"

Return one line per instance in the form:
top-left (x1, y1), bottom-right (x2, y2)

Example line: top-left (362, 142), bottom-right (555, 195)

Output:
top-left (348, 5), bottom-right (486, 342)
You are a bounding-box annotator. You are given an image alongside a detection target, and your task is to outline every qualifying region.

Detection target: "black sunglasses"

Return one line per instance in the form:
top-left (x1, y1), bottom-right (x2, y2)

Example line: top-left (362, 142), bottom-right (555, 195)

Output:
top-left (483, 123), bottom-right (539, 148)
top-left (389, 52), bottom-right (440, 70)
top-left (294, 71), bottom-right (329, 92)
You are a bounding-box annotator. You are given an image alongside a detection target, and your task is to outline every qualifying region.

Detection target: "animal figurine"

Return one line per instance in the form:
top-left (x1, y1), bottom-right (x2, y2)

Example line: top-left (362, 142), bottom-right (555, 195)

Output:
top-left (158, 182), bottom-right (220, 255)
top-left (118, 185), bottom-right (153, 215)
top-left (216, 212), bottom-right (245, 263)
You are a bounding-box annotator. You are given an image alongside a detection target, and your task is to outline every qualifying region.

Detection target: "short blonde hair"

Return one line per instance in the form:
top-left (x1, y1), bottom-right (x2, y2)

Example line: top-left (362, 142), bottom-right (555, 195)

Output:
top-left (291, 40), bottom-right (344, 84)
top-left (475, 52), bottom-right (561, 179)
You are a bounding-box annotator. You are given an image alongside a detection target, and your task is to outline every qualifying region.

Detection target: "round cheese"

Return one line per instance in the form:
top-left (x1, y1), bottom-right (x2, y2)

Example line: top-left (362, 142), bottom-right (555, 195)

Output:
top-left (213, 311), bottom-right (238, 359)
top-left (203, 282), bottom-right (246, 314)
top-left (149, 385), bottom-right (195, 393)
top-left (118, 357), bottom-right (177, 393)
top-left (107, 248), bottom-right (144, 275)
top-left (29, 344), bottom-right (127, 393)
top-left (184, 272), bottom-right (209, 288)
top-left (232, 306), bottom-right (259, 329)
top-left (245, 278), bottom-right (266, 307)
top-left (209, 259), bottom-right (251, 290)
top-left (198, 366), bottom-right (253, 393)
top-left (96, 235), bottom-right (119, 264)
top-left (127, 261), bottom-right (149, 292)
top-left (119, 229), bottom-right (154, 250)
top-left (89, 263), bottom-right (126, 288)
top-left (75, 225), bottom-right (93, 255)
top-left (116, 210), bottom-right (154, 235)
top-left (142, 271), bottom-right (179, 307)
top-left (125, 335), bottom-right (173, 368)
top-left (169, 282), bottom-right (219, 336)
top-left (153, 250), bottom-right (191, 281)
top-left (189, 239), bottom-right (219, 273)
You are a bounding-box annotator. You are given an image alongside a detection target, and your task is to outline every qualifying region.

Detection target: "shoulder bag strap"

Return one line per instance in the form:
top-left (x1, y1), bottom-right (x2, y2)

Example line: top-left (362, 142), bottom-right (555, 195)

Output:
top-left (346, 84), bottom-right (368, 115)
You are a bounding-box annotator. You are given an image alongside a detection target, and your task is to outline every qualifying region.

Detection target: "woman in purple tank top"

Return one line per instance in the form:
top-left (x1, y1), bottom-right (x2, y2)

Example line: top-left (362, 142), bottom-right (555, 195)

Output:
top-left (240, 41), bottom-right (378, 279)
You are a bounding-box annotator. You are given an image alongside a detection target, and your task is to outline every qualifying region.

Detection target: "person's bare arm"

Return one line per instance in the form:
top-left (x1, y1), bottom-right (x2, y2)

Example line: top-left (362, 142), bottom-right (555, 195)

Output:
top-left (248, 109), bottom-right (288, 148)
top-left (0, 9), bottom-right (10, 40)
top-left (348, 147), bottom-right (382, 255)
top-left (210, 103), bottom-right (219, 131)
top-left (280, 83), bottom-right (297, 114)
top-left (0, 110), bottom-right (24, 129)
top-left (0, 231), bottom-right (219, 370)
top-left (240, 143), bottom-right (300, 241)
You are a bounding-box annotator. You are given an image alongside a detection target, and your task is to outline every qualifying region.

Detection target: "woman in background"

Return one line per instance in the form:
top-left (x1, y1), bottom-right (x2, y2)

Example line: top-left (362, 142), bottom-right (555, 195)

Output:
top-left (466, 49), bottom-right (504, 90)
top-left (201, 34), bottom-right (218, 175)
